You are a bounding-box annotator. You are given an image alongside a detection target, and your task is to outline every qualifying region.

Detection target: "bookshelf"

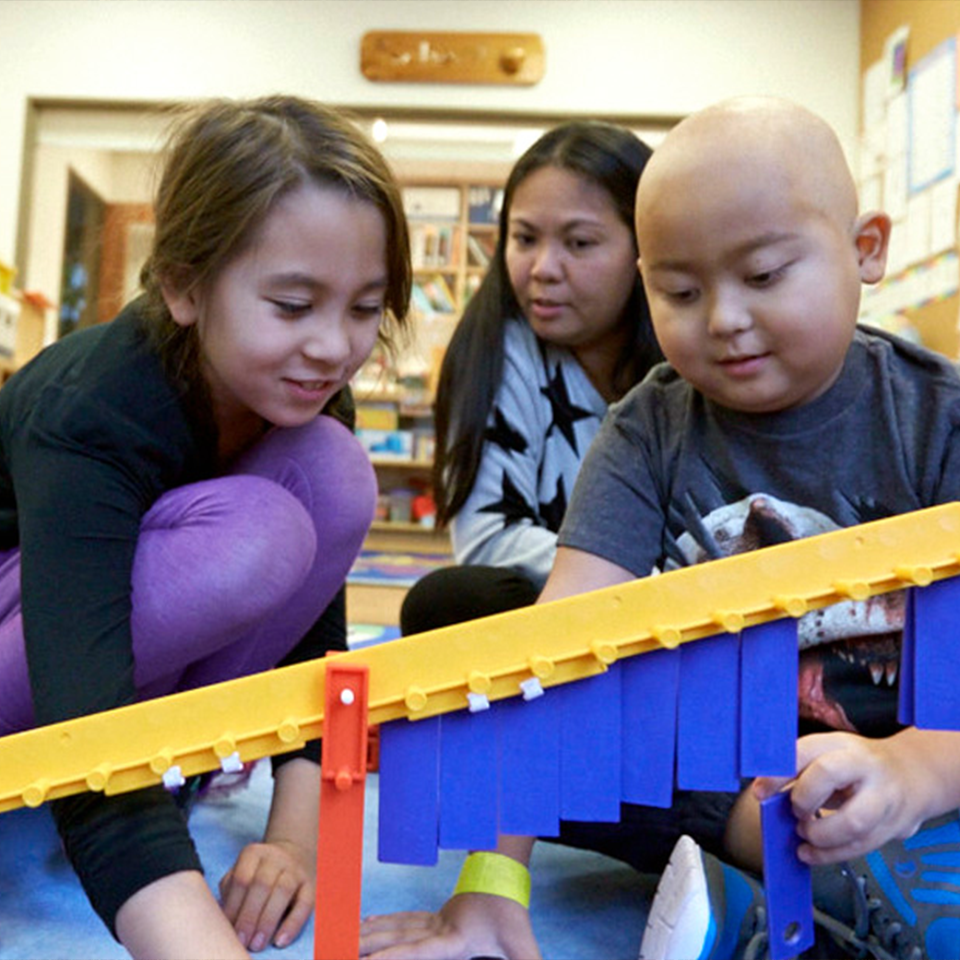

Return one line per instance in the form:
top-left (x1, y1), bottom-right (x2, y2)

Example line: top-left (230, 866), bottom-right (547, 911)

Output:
top-left (404, 181), bottom-right (503, 327)
top-left (351, 179), bottom-right (503, 558)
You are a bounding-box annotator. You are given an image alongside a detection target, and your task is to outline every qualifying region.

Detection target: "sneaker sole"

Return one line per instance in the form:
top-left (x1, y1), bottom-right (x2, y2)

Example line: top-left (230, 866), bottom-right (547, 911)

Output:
top-left (640, 835), bottom-right (716, 960)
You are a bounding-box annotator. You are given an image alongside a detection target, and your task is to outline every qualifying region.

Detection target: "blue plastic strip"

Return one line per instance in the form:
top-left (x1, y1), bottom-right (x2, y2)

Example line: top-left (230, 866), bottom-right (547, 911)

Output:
top-left (677, 633), bottom-right (741, 792)
top-left (438, 706), bottom-right (499, 850)
top-left (761, 791), bottom-right (815, 960)
top-left (740, 619), bottom-right (797, 778)
top-left (898, 587), bottom-right (916, 727)
top-left (912, 578), bottom-right (960, 730)
top-left (559, 667), bottom-right (622, 822)
top-left (376, 716), bottom-right (440, 865)
top-left (496, 693), bottom-right (561, 837)
top-left (621, 648), bottom-right (679, 809)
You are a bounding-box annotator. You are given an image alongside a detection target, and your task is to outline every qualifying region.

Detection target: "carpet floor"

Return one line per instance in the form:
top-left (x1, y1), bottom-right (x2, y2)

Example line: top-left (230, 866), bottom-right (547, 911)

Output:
top-left (0, 760), bottom-right (654, 959)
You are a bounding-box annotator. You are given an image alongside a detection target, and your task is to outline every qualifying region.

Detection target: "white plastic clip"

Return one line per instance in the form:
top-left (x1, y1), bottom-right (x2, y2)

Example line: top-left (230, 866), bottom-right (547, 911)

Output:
top-left (520, 677), bottom-right (544, 701)
top-left (467, 691), bottom-right (490, 713)
top-left (162, 765), bottom-right (186, 790)
top-left (220, 751), bottom-right (244, 774)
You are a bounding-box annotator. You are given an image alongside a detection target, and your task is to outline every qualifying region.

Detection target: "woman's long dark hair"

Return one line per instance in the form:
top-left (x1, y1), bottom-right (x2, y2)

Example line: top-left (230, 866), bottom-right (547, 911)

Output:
top-left (433, 121), bottom-right (662, 527)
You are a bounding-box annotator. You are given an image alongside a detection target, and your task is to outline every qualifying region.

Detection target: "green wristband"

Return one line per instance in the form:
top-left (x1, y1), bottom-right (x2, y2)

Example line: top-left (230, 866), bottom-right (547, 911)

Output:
top-left (453, 852), bottom-right (531, 908)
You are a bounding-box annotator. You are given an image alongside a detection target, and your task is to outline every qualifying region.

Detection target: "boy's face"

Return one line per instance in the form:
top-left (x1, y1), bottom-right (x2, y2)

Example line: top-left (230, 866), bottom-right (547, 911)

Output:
top-left (636, 104), bottom-right (888, 414)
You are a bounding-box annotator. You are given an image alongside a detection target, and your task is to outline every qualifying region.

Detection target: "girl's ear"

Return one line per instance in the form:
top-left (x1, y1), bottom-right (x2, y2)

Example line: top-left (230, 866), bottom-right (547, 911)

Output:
top-left (160, 276), bottom-right (201, 328)
top-left (853, 211), bottom-right (892, 285)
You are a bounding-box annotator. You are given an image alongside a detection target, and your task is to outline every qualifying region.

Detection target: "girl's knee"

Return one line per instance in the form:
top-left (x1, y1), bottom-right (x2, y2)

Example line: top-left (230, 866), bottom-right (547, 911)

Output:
top-left (235, 416), bottom-right (376, 542)
top-left (140, 476), bottom-right (317, 597)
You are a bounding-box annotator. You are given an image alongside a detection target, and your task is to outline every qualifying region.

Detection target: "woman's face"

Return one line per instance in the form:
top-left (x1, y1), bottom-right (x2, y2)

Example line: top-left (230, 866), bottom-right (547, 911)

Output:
top-left (505, 165), bottom-right (638, 353)
top-left (163, 182), bottom-right (388, 452)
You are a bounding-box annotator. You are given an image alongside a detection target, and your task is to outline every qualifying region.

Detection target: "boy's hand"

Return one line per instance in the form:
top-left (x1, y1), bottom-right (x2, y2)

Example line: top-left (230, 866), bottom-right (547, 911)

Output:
top-left (359, 893), bottom-right (541, 960)
top-left (753, 731), bottom-right (928, 865)
top-left (220, 839), bottom-right (314, 952)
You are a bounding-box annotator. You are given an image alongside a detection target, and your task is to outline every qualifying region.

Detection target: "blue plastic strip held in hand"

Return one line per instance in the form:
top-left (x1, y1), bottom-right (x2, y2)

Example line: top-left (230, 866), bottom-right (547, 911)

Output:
top-left (761, 791), bottom-right (815, 960)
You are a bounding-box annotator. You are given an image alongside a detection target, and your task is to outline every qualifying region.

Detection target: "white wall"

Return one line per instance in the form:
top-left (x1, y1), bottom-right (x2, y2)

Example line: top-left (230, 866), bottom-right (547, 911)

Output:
top-left (1, 0), bottom-right (861, 282)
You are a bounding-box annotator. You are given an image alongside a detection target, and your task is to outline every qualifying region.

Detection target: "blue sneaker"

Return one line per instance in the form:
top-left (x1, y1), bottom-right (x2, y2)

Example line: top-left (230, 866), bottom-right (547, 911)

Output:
top-left (641, 816), bottom-right (960, 960)
top-left (811, 811), bottom-right (960, 960)
top-left (640, 835), bottom-right (768, 960)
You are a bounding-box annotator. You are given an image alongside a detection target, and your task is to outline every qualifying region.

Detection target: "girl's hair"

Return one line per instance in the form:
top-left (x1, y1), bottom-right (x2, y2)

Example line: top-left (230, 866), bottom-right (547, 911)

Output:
top-left (139, 95), bottom-right (411, 395)
top-left (433, 120), bottom-right (662, 527)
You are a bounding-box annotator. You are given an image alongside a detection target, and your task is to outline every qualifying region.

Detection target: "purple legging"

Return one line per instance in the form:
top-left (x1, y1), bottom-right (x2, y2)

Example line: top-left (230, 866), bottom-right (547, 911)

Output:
top-left (0, 415), bottom-right (375, 734)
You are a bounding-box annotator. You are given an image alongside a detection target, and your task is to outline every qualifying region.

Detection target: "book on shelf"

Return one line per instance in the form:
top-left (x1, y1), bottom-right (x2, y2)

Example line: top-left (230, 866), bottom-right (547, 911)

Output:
top-left (412, 273), bottom-right (457, 315)
top-left (466, 231), bottom-right (497, 268)
top-left (410, 222), bottom-right (460, 269)
top-left (355, 401), bottom-right (400, 431)
top-left (468, 186), bottom-right (504, 225)
top-left (463, 272), bottom-right (483, 306)
top-left (357, 428), bottom-right (414, 459)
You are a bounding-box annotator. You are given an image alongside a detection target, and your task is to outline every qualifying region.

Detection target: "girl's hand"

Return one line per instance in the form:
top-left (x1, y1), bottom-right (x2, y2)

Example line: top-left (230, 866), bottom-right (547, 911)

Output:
top-left (753, 731), bottom-right (931, 865)
top-left (220, 838), bottom-right (314, 952)
top-left (359, 893), bottom-right (542, 960)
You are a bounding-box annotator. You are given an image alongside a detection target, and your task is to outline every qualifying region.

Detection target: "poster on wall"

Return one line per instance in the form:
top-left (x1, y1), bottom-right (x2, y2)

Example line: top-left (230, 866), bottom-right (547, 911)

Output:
top-left (858, 29), bottom-right (960, 339)
top-left (908, 36), bottom-right (956, 194)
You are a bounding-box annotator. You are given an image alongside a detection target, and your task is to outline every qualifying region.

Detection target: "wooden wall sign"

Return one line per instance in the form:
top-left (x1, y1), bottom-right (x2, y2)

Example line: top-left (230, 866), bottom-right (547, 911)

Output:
top-left (361, 31), bottom-right (545, 85)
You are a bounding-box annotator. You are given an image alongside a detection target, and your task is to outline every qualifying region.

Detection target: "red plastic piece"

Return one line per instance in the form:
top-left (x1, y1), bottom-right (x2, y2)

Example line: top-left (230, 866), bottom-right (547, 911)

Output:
top-left (315, 663), bottom-right (369, 960)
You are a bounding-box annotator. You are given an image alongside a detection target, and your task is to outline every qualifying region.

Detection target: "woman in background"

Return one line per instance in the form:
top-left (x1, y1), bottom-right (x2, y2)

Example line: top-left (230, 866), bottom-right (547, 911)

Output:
top-left (400, 120), bottom-right (662, 635)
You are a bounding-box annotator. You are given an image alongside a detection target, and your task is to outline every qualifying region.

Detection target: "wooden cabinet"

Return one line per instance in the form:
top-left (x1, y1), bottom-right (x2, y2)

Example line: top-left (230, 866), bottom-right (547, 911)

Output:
top-left (354, 385), bottom-right (447, 554)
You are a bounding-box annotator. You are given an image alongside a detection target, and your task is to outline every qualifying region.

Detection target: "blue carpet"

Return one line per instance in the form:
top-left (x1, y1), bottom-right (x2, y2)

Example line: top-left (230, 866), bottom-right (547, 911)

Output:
top-left (348, 622), bottom-right (402, 649)
top-left (0, 761), bottom-right (652, 959)
top-left (348, 550), bottom-right (451, 588)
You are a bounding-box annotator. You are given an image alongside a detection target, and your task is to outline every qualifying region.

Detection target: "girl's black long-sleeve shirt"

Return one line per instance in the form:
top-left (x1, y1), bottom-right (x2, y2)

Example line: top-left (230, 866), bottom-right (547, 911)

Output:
top-left (0, 302), bottom-right (347, 932)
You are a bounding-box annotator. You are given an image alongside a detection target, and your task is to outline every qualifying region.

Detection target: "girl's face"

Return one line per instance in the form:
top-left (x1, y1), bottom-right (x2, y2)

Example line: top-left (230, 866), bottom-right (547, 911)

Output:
top-left (164, 182), bottom-right (388, 453)
top-left (505, 166), bottom-right (637, 353)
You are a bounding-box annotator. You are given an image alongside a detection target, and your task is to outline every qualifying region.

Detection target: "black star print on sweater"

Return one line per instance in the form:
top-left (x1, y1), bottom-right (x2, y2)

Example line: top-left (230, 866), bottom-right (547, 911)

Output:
top-left (484, 406), bottom-right (527, 454)
top-left (541, 363), bottom-right (594, 453)
top-left (539, 474), bottom-right (567, 533)
top-left (478, 470), bottom-right (539, 527)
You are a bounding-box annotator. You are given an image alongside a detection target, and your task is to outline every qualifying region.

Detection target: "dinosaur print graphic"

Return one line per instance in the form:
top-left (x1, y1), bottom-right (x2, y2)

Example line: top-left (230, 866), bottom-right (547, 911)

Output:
top-left (674, 493), bottom-right (904, 735)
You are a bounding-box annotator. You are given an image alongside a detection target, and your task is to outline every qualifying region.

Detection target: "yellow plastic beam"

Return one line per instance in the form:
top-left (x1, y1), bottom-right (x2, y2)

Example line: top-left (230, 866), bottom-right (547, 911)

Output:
top-left (0, 503), bottom-right (958, 813)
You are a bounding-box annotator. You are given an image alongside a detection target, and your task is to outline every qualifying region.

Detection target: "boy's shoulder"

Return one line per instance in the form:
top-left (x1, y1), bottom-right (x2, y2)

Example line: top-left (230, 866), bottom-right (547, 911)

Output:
top-left (855, 324), bottom-right (960, 389)
top-left (613, 360), bottom-right (690, 410)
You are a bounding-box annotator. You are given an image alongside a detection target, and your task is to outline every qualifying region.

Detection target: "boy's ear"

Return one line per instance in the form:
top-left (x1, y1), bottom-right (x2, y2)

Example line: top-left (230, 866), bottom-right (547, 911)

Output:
top-left (853, 211), bottom-right (891, 285)
top-left (160, 277), bottom-right (201, 328)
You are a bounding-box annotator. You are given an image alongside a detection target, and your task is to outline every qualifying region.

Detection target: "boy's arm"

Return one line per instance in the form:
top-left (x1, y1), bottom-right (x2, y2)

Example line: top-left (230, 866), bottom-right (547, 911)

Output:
top-left (360, 548), bottom-right (636, 960)
top-left (754, 727), bottom-right (960, 865)
top-left (539, 545), bottom-right (637, 601)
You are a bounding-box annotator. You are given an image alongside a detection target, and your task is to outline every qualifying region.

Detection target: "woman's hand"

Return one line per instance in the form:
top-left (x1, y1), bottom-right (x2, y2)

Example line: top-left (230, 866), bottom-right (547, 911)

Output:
top-left (220, 838), bottom-right (314, 952)
top-left (360, 893), bottom-right (541, 960)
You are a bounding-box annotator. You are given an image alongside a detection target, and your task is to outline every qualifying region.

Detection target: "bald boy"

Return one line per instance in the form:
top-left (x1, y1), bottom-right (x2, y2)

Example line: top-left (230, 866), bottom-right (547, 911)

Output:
top-left (360, 99), bottom-right (960, 960)
top-left (556, 96), bottom-right (960, 960)
top-left (632, 96), bottom-right (888, 418)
